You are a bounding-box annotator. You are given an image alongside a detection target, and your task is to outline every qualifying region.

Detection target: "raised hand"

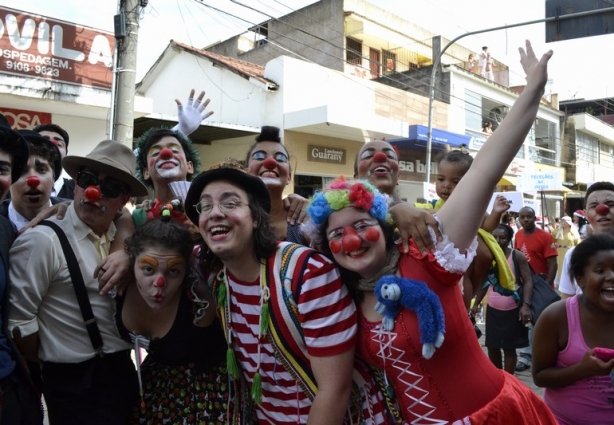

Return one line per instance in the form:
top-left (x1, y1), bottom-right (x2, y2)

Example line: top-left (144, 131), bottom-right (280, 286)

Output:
top-left (173, 89), bottom-right (214, 136)
top-left (519, 40), bottom-right (552, 92)
top-left (491, 195), bottom-right (511, 216)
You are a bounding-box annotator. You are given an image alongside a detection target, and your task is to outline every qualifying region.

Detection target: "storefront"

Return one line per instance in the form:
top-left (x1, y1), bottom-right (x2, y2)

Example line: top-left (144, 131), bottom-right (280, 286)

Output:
top-left (285, 130), bottom-right (360, 198)
top-left (389, 125), bottom-right (472, 183)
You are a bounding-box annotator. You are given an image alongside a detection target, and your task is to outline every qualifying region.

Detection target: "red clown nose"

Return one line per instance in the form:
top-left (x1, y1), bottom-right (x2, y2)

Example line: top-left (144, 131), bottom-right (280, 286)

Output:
top-left (26, 176), bottom-right (40, 188)
top-left (373, 152), bottom-right (388, 163)
top-left (155, 276), bottom-right (166, 288)
top-left (342, 227), bottom-right (362, 253)
top-left (595, 204), bottom-right (610, 216)
top-left (262, 157), bottom-right (277, 170)
top-left (84, 186), bottom-right (101, 201)
top-left (159, 148), bottom-right (174, 160)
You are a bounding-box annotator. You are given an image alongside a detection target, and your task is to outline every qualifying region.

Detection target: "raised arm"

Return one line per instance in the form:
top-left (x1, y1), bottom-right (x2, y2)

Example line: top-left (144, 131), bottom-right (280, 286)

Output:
top-left (171, 89), bottom-right (214, 136)
top-left (438, 41), bottom-right (552, 251)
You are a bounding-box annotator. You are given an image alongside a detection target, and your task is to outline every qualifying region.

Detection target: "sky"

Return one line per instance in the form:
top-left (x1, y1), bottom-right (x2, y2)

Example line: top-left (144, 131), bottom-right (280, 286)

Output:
top-left (2, 0), bottom-right (614, 101)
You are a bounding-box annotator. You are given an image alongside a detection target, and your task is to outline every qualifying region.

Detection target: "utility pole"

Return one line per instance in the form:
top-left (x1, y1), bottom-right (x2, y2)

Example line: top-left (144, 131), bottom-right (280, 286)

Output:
top-left (112, 0), bottom-right (141, 147)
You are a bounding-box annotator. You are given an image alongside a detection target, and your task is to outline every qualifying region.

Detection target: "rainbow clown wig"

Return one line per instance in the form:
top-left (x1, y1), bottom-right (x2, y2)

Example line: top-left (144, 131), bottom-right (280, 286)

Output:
top-left (307, 176), bottom-right (389, 226)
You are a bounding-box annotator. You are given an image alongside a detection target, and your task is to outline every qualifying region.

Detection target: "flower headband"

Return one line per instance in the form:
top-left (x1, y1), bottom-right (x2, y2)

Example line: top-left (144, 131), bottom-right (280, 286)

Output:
top-left (307, 176), bottom-right (389, 225)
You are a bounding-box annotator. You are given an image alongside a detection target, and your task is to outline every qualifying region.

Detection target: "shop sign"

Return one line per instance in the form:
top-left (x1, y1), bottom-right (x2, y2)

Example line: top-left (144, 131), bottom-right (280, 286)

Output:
top-left (0, 107), bottom-right (51, 129)
top-left (0, 6), bottom-right (114, 89)
top-left (308, 145), bottom-right (346, 164)
top-left (519, 171), bottom-right (562, 192)
top-left (398, 159), bottom-right (437, 174)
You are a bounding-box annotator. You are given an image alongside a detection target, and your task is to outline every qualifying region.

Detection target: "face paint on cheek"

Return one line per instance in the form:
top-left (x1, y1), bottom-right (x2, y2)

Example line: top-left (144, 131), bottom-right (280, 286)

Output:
top-left (148, 157), bottom-right (156, 171)
top-left (330, 240), bottom-right (342, 254)
top-left (357, 160), bottom-right (369, 177)
top-left (365, 227), bottom-right (380, 242)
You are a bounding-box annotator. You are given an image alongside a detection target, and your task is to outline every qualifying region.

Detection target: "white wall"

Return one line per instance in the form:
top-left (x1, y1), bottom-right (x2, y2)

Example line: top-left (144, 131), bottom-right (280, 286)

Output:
top-left (140, 49), bottom-right (274, 131)
top-left (266, 56), bottom-right (411, 139)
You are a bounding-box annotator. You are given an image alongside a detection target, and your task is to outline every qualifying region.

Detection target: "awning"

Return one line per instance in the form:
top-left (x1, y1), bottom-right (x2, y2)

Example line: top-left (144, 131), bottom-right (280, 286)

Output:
top-left (498, 176), bottom-right (517, 186)
top-left (388, 125), bottom-right (472, 152)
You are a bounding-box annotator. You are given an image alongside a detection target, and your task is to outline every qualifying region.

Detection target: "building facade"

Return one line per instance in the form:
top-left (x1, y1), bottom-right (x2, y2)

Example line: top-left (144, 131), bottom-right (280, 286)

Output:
top-left (0, 6), bottom-right (152, 156)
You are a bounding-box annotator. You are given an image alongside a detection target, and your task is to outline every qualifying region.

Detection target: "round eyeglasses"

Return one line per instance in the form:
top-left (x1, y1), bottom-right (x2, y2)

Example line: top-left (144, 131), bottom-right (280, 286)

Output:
top-left (195, 199), bottom-right (245, 215)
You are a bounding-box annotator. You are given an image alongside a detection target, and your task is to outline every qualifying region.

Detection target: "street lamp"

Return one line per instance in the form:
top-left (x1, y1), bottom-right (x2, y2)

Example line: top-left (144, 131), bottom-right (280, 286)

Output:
top-left (424, 7), bottom-right (614, 182)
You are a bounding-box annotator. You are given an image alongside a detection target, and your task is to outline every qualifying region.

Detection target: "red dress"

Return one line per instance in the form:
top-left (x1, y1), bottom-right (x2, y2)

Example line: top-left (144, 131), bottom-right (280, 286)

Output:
top-left (356, 239), bottom-right (556, 424)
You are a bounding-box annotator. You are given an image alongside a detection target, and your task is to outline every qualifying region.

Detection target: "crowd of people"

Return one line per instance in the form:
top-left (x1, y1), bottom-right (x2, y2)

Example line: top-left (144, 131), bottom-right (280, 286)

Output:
top-left (0, 40), bottom-right (612, 425)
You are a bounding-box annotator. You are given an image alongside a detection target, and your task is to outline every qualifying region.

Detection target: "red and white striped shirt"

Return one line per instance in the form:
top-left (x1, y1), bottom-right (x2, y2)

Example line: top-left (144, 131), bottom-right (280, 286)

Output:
top-left (227, 252), bottom-right (357, 424)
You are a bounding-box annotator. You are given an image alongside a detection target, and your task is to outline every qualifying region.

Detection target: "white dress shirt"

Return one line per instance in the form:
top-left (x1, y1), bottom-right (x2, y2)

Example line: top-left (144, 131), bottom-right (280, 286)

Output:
top-left (8, 202), bottom-right (130, 362)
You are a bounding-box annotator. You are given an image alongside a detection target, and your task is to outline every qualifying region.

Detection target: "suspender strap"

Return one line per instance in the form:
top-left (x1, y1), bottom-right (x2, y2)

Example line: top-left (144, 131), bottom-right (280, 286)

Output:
top-left (39, 220), bottom-right (104, 355)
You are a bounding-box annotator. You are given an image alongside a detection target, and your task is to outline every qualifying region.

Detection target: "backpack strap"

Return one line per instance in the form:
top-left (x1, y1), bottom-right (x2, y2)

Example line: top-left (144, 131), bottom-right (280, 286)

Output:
top-left (39, 220), bottom-right (104, 356)
top-left (266, 242), bottom-right (318, 400)
top-left (512, 249), bottom-right (522, 285)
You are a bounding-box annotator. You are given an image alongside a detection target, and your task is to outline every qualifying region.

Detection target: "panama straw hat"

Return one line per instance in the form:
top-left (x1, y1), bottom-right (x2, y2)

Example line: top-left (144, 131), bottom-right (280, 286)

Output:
top-left (63, 140), bottom-right (148, 197)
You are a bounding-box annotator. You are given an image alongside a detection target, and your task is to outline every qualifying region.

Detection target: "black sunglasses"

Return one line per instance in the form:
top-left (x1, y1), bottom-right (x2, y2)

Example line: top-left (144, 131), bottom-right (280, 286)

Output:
top-left (76, 171), bottom-right (125, 198)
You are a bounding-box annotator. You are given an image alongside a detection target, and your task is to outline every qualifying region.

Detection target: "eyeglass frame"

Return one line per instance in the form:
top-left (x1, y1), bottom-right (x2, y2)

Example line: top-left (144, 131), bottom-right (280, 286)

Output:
top-left (76, 170), bottom-right (127, 199)
top-left (194, 199), bottom-right (246, 216)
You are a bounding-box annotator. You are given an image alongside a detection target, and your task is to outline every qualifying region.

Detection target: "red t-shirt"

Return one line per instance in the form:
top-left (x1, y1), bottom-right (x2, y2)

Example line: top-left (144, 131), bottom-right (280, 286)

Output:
top-left (514, 228), bottom-right (558, 275)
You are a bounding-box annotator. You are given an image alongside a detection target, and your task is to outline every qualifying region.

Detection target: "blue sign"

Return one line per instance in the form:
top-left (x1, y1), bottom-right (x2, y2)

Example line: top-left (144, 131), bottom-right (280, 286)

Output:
top-left (389, 125), bottom-right (472, 151)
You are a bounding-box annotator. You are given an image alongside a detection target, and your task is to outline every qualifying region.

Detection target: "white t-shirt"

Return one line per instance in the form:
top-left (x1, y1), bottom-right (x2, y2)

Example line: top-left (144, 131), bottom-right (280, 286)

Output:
top-left (557, 246), bottom-right (582, 296)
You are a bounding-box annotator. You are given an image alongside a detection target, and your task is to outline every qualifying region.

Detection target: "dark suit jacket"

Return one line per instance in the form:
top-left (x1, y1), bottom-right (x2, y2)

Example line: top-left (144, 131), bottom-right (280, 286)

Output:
top-left (57, 178), bottom-right (75, 200)
top-left (0, 196), bottom-right (67, 222)
top-left (0, 216), bottom-right (43, 422)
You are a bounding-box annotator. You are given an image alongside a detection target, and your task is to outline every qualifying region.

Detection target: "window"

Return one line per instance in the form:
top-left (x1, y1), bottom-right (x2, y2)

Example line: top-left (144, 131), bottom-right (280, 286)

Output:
top-left (465, 90), bottom-right (482, 131)
top-left (600, 142), bottom-right (614, 167)
top-left (382, 50), bottom-right (396, 74)
top-left (532, 119), bottom-right (558, 166)
top-left (576, 131), bottom-right (599, 163)
top-left (346, 37), bottom-right (362, 65)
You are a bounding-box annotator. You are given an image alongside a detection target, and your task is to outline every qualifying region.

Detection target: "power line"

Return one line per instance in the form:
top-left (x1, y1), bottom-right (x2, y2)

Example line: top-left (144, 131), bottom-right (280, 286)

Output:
top-left (192, 0), bottom-right (510, 123)
top-left (185, 0), bottom-right (603, 166)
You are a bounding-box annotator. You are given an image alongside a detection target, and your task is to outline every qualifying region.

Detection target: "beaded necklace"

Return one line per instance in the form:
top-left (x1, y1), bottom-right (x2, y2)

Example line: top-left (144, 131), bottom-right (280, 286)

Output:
top-left (217, 261), bottom-right (269, 404)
